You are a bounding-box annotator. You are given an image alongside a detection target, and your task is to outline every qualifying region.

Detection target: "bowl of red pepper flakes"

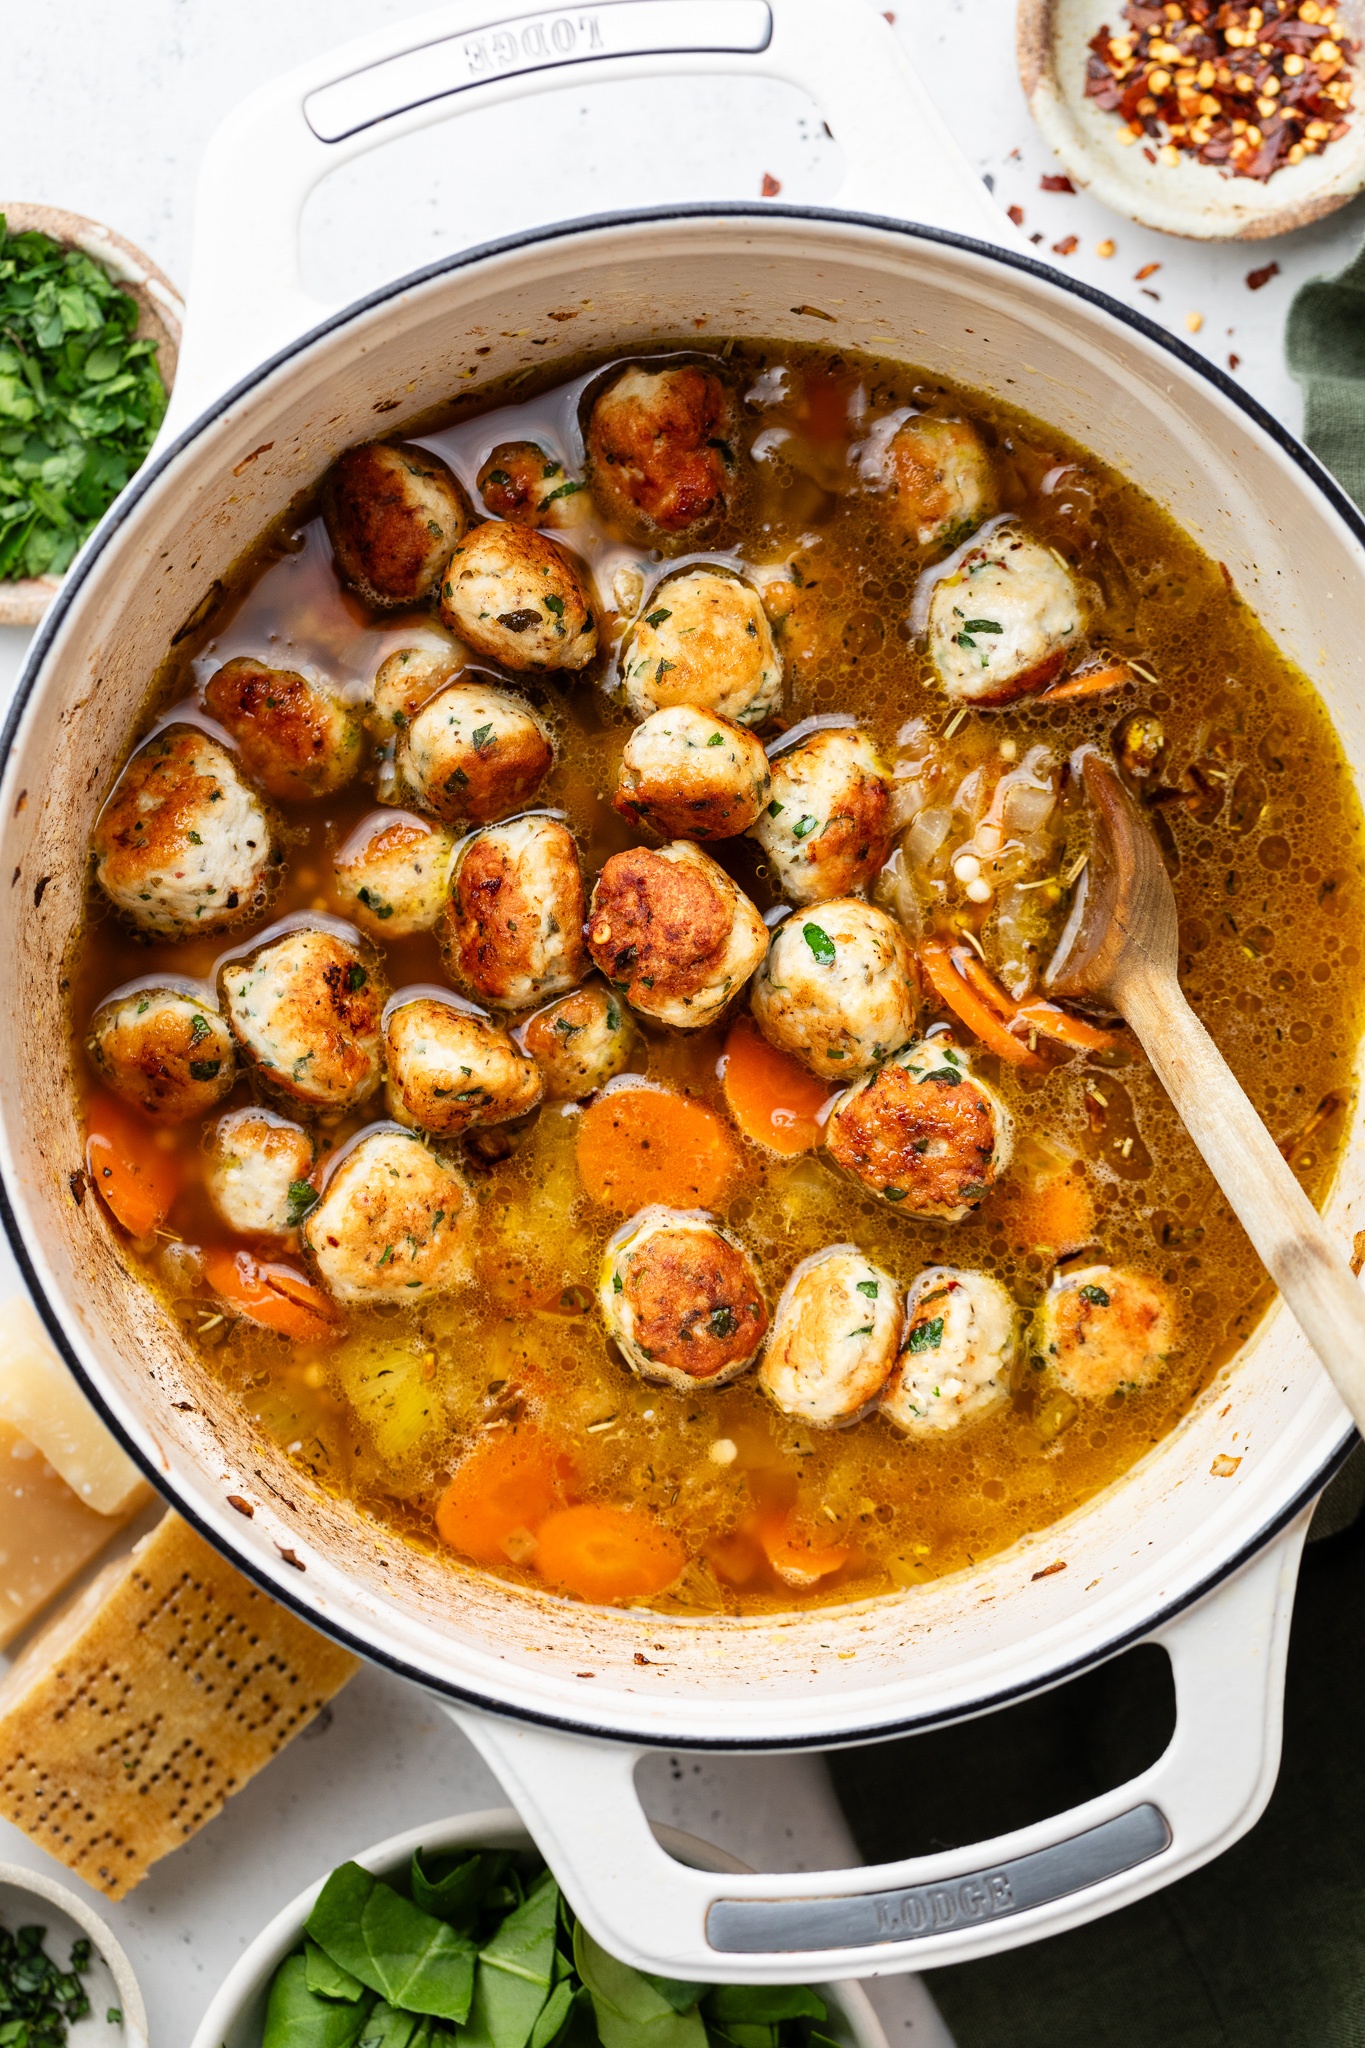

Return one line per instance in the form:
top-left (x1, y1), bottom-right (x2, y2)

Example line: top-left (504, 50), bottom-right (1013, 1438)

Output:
top-left (1020, 0), bottom-right (1365, 238)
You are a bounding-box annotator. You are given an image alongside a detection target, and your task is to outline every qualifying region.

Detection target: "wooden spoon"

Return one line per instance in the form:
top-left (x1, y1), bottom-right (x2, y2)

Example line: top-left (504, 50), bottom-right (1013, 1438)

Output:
top-left (1045, 745), bottom-right (1365, 1429)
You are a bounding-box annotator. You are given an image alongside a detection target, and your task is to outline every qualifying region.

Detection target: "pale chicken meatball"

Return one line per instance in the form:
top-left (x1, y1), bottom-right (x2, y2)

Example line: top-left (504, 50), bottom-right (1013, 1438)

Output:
top-left (303, 1126), bottom-right (476, 1305)
top-left (477, 442), bottom-right (589, 529)
top-left (221, 922), bottom-right (387, 1117)
top-left (614, 707), bottom-right (770, 841)
top-left (883, 416), bottom-right (996, 552)
top-left (824, 1039), bottom-right (1013, 1220)
top-left (333, 811), bottom-right (456, 938)
top-left (87, 985), bottom-right (235, 1121)
top-left (325, 441), bottom-right (466, 608)
top-left (760, 1245), bottom-right (902, 1425)
top-left (620, 570), bottom-right (781, 726)
top-left (368, 645), bottom-right (461, 742)
top-left (928, 528), bottom-right (1084, 706)
top-left (516, 980), bottom-right (638, 1100)
top-left (93, 725), bottom-right (282, 939)
top-left (599, 1206), bottom-right (768, 1390)
top-left (438, 523), bottom-right (596, 672)
top-left (398, 681), bottom-right (553, 826)
top-left (750, 900), bottom-right (916, 1078)
top-left (440, 813), bottom-right (588, 1011)
top-left (206, 1106), bottom-right (315, 1237)
top-left (587, 841), bottom-right (767, 1032)
top-left (882, 1267), bottom-right (1016, 1435)
top-left (204, 657), bottom-right (363, 803)
top-left (752, 727), bottom-right (892, 905)
top-left (1035, 1264), bottom-right (1175, 1400)
top-left (384, 994), bottom-right (542, 1137)
top-left (586, 363), bottom-right (732, 541)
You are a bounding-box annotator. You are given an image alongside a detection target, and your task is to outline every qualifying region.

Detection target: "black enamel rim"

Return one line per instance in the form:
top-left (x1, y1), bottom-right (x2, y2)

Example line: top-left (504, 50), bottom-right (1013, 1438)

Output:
top-left (6, 199), bottom-right (1360, 1752)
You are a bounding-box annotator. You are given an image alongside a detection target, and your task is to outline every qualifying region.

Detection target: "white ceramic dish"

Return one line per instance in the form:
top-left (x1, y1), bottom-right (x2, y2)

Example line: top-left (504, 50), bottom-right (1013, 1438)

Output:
top-left (0, 1860), bottom-right (148, 2047)
top-left (4, 0), bottom-right (1364, 1989)
top-left (188, 1809), bottom-right (888, 2048)
top-left (0, 204), bottom-right (182, 628)
top-left (1018, 0), bottom-right (1365, 240)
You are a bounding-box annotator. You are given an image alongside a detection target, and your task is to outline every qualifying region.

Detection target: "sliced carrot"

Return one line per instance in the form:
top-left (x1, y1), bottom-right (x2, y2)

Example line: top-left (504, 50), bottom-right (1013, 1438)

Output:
top-left (991, 1168), bottom-right (1095, 1255)
top-left (1011, 999), bottom-right (1119, 1054)
top-left (756, 1510), bottom-right (850, 1590)
top-left (719, 1015), bottom-right (830, 1156)
top-left (1038, 662), bottom-right (1131, 703)
top-left (85, 1091), bottom-right (180, 1238)
top-left (202, 1246), bottom-right (339, 1344)
top-left (435, 1428), bottom-right (570, 1566)
top-left (576, 1085), bottom-right (742, 1212)
top-left (533, 1503), bottom-right (685, 1604)
top-left (918, 942), bottom-right (1042, 1068)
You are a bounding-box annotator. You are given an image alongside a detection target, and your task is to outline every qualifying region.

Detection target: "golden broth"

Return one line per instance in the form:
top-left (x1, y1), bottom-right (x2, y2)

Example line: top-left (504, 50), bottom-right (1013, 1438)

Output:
top-left (68, 341), bottom-right (1365, 1615)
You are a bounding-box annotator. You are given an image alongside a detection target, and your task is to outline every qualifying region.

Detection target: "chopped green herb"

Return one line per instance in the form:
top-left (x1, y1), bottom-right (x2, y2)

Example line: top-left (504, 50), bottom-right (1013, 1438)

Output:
top-left (543, 594), bottom-right (565, 618)
top-left (0, 1923), bottom-right (92, 2044)
top-left (791, 814), bottom-right (819, 840)
top-left (767, 798), bottom-right (784, 817)
top-left (346, 963), bottom-right (368, 992)
top-left (1079, 1283), bottom-right (1111, 1307)
top-left (803, 922), bottom-right (836, 964)
top-left (855, 1279), bottom-right (879, 1299)
top-left (470, 722), bottom-right (495, 752)
top-left (286, 1181), bottom-right (319, 1227)
top-left (961, 619), bottom-right (1003, 634)
top-left (644, 608), bottom-right (672, 629)
top-left (188, 1012), bottom-right (211, 1044)
top-left (709, 1306), bottom-right (737, 1339)
top-left (706, 730), bottom-right (724, 746)
top-left (921, 1065), bottom-right (962, 1087)
top-left (538, 479), bottom-right (583, 509)
top-left (188, 1059), bottom-right (221, 1082)
top-left (187, 829), bottom-right (202, 845)
top-left (907, 1316), bottom-right (945, 1353)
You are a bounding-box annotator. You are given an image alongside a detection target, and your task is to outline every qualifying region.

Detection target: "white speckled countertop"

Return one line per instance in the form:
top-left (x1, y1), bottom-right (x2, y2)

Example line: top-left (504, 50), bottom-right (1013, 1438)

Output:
top-left (0, 2), bottom-right (1360, 2039)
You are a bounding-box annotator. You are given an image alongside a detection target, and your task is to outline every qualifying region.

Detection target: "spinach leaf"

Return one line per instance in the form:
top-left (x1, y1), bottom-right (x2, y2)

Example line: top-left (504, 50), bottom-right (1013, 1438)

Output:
top-left (462, 1867), bottom-right (560, 2048)
top-left (527, 1977), bottom-right (574, 2048)
top-left (306, 1939), bottom-right (368, 2002)
top-left (711, 2024), bottom-right (777, 2048)
top-left (263, 1954), bottom-right (376, 2048)
top-left (704, 1986), bottom-right (826, 2023)
top-left (572, 1923), bottom-right (707, 2048)
top-left (639, 1973), bottom-right (705, 2014)
top-left (356, 2003), bottom-right (422, 2048)
top-left (306, 1863), bottom-right (476, 2022)
top-left (409, 1849), bottom-right (512, 1934)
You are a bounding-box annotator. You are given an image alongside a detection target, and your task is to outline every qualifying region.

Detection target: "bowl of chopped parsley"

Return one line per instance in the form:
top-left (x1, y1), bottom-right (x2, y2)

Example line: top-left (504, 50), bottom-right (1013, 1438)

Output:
top-left (189, 1811), bottom-right (888, 2048)
top-left (0, 204), bottom-right (182, 627)
top-left (0, 1858), bottom-right (147, 2044)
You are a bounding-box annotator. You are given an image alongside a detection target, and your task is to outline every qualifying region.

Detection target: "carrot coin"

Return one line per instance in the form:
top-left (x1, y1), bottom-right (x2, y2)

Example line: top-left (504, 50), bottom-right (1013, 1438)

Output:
top-left (85, 1091), bottom-right (180, 1237)
top-left (202, 1246), bottom-right (339, 1344)
top-left (435, 1428), bottom-right (570, 1567)
top-left (533, 1503), bottom-right (685, 1603)
top-left (719, 1014), bottom-right (830, 1156)
top-left (756, 1509), bottom-right (850, 1589)
top-left (575, 1084), bottom-right (741, 1212)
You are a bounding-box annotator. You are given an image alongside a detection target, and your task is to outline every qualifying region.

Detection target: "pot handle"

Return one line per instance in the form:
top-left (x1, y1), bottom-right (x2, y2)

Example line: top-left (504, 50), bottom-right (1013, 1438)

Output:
top-left (446, 1514), bottom-right (1307, 1979)
top-left (165, 0), bottom-right (1016, 434)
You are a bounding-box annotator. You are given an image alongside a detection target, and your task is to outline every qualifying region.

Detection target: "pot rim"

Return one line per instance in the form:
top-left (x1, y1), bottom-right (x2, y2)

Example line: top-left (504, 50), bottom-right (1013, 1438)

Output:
top-left (7, 198), bottom-right (1360, 1747)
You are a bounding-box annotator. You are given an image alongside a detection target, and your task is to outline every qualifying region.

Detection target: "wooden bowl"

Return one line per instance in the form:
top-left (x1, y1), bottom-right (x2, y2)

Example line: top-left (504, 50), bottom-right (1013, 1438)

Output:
top-left (0, 205), bottom-right (183, 628)
top-left (1018, 0), bottom-right (1365, 240)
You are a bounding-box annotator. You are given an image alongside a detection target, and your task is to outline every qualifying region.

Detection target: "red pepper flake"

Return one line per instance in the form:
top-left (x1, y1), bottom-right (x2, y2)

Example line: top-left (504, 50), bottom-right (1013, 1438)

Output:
top-left (1032, 1559), bottom-right (1068, 1579)
top-left (1053, 234), bottom-right (1080, 254)
top-left (1041, 173), bottom-right (1076, 191)
top-left (1008, 203), bottom-right (1025, 225)
top-left (1246, 260), bottom-right (1281, 288)
top-left (761, 172), bottom-right (781, 197)
top-left (1229, 351), bottom-right (1242, 368)
top-left (1086, 0), bottom-right (1357, 183)
top-left (1135, 261), bottom-right (1162, 279)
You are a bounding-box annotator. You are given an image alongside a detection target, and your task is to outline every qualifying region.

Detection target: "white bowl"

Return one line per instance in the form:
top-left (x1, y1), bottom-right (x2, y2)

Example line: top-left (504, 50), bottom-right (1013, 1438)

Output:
top-left (0, 1860), bottom-right (147, 2047)
top-left (188, 1809), bottom-right (888, 2048)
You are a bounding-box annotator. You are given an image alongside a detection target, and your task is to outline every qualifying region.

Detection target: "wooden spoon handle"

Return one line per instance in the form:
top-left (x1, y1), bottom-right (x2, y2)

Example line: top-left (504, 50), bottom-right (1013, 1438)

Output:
top-left (1118, 963), bottom-right (1365, 1432)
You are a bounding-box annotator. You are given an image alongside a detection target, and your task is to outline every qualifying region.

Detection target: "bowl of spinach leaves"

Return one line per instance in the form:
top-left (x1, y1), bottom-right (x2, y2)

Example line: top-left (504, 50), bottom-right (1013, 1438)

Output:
top-left (0, 204), bottom-right (181, 627)
top-left (188, 1811), bottom-right (888, 2048)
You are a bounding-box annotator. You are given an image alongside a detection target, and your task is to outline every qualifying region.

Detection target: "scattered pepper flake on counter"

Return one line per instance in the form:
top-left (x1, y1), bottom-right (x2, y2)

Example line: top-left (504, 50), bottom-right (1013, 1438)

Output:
top-left (1054, 234), bottom-right (1081, 253)
top-left (1008, 203), bottom-right (1026, 224)
top-left (1086, 0), bottom-right (1357, 181)
top-left (1041, 172), bottom-right (1077, 190)
top-left (1246, 258), bottom-right (1282, 286)
top-left (761, 171), bottom-right (782, 197)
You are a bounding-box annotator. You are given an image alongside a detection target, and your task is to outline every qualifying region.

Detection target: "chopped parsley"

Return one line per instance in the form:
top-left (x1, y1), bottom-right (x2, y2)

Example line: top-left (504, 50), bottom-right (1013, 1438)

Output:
top-left (0, 1922), bottom-right (92, 2041)
top-left (345, 963), bottom-right (368, 992)
top-left (803, 922), bottom-right (836, 964)
top-left (188, 1012), bottom-right (211, 1045)
top-left (855, 1279), bottom-right (879, 1299)
top-left (907, 1316), bottom-right (945, 1354)
top-left (644, 608), bottom-right (672, 629)
top-left (706, 730), bottom-right (724, 746)
top-left (470, 722), bottom-right (494, 752)
top-left (709, 1306), bottom-right (737, 1339)
top-left (543, 593), bottom-right (565, 618)
top-left (538, 478), bottom-right (582, 509)
top-left (791, 814), bottom-right (819, 840)
top-left (921, 1065), bottom-right (962, 1086)
top-left (961, 619), bottom-right (1003, 634)
top-left (286, 1180), bottom-right (319, 1227)
top-left (1079, 1283), bottom-right (1111, 1307)
top-left (188, 1059), bottom-right (221, 1082)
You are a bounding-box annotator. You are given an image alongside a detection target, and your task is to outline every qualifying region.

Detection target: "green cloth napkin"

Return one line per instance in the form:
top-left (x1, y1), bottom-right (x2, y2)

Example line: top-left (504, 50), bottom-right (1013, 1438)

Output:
top-left (1287, 238), bottom-right (1365, 511)
top-left (829, 1453), bottom-right (1365, 2046)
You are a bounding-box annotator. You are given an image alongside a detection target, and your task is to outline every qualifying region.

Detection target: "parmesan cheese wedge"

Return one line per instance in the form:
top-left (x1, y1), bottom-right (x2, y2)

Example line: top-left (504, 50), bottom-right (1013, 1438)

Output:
top-left (0, 1419), bottom-right (139, 1649)
top-left (0, 1294), bottom-right (146, 1514)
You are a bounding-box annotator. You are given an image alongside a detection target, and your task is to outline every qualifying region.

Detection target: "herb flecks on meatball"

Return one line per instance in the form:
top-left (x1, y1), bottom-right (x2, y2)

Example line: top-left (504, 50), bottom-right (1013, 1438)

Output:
top-left (751, 900), bottom-right (917, 1077)
top-left (204, 657), bottom-right (362, 803)
top-left (333, 811), bottom-right (456, 938)
top-left (824, 1039), bottom-right (1013, 1219)
top-left (206, 1106), bottom-right (315, 1237)
top-left (882, 1267), bottom-right (1016, 1434)
top-left (752, 726), bottom-right (892, 905)
top-left (303, 1126), bottom-right (476, 1304)
top-left (600, 1205), bottom-right (767, 1389)
top-left (385, 994), bottom-right (542, 1137)
top-left (93, 725), bottom-right (282, 939)
top-left (517, 980), bottom-right (638, 1100)
top-left (881, 415), bottom-right (996, 553)
top-left (587, 363), bottom-right (733, 541)
top-left (620, 568), bottom-right (781, 727)
top-left (441, 813), bottom-right (588, 1011)
top-left (1035, 1264), bottom-right (1174, 1400)
top-left (614, 706), bottom-right (770, 841)
top-left (439, 523), bottom-right (596, 673)
top-left (477, 442), bottom-right (588, 529)
top-left (761, 1244), bottom-right (902, 1425)
top-left (221, 923), bottom-right (387, 1117)
top-left (587, 841), bottom-right (767, 1031)
top-left (325, 441), bottom-right (466, 608)
top-left (399, 681), bottom-right (553, 825)
top-left (928, 527), bottom-right (1084, 707)
top-left (87, 986), bottom-right (235, 1121)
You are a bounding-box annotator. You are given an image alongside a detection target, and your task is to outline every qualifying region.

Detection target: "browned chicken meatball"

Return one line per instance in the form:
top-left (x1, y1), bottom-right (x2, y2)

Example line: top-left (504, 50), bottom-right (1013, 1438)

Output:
top-left (303, 1126), bottom-right (476, 1304)
top-left (221, 921), bottom-right (388, 1117)
top-left (204, 657), bottom-right (363, 802)
top-left (440, 813), bottom-right (588, 1011)
top-left (824, 1040), bottom-right (1014, 1220)
top-left (477, 442), bottom-right (588, 529)
top-left (384, 993), bottom-right (543, 1136)
top-left (93, 725), bottom-right (282, 939)
top-left (398, 681), bottom-right (553, 825)
top-left (613, 707), bottom-right (770, 840)
top-left (586, 364), bottom-right (733, 541)
top-left (333, 811), bottom-right (456, 937)
top-left (751, 726), bottom-right (892, 905)
top-left (586, 841), bottom-right (768, 1031)
top-left (438, 523), bottom-right (596, 673)
top-left (87, 984), bottom-right (235, 1121)
top-left (516, 980), bottom-right (638, 1099)
top-left (367, 644), bottom-right (462, 742)
top-left (599, 1206), bottom-right (768, 1389)
top-left (325, 441), bottom-right (466, 608)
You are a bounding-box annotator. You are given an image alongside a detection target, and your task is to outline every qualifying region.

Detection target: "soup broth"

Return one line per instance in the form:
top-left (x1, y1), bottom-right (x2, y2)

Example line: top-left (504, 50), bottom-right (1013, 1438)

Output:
top-left (68, 341), bottom-right (1365, 1614)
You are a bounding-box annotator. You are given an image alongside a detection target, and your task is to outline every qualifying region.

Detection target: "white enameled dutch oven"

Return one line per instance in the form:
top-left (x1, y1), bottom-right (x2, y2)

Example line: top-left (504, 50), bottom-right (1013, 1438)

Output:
top-left (5, 0), bottom-right (1365, 1988)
